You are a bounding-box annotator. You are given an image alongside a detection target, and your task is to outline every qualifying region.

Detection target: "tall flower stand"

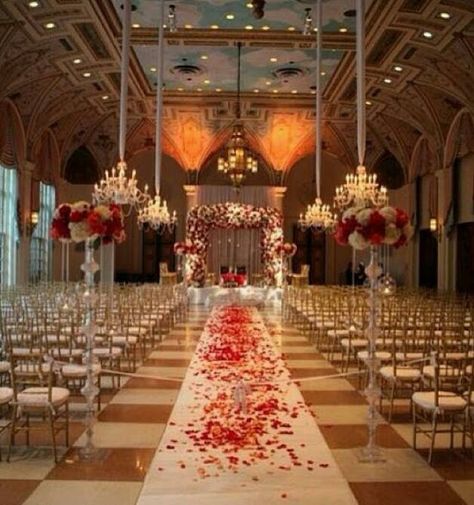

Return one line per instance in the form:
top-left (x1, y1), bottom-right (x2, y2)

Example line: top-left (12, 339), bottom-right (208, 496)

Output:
top-left (359, 245), bottom-right (385, 462)
top-left (80, 238), bottom-right (100, 459)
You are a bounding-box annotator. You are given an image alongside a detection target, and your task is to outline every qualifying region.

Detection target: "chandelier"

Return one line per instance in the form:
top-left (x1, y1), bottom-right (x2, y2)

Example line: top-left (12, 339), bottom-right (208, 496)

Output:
top-left (334, 164), bottom-right (388, 210)
top-left (93, 161), bottom-right (148, 208)
top-left (299, 198), bottom-right (336, 231)
top-left (92, 0), bottom-right (148, 212)
top-left (218, 124), bottom-right (258, 187)
top-left (137, 195), bottom-right (177, 232)
top-left (217, 42), bottom-right (258, 189)
top-left (136, 0), bottom-right (177, 233)
top-left (298, 0), bottom-right (335, 231)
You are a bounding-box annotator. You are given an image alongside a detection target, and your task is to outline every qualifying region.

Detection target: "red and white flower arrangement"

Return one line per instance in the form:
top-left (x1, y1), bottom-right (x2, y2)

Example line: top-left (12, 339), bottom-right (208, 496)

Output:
top-left (334, 205), bottom-right (413, 250)
top-left (276, 242), bottom-right (297, 257)
top-left (185, 203), bottom-right (283, 287)
top-left (173, 241), bottom-right (196, 256)
top-left (51, 201), bottom-right (126, 244)
top-left (221, 272), bottom-right (246, 287)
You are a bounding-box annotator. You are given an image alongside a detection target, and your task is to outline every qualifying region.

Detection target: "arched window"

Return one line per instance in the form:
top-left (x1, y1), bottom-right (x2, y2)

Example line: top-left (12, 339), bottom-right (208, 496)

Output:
top-left (29, 183), bottom-right (55, 283)
top-left (0, 163), bottom-right (19, 285)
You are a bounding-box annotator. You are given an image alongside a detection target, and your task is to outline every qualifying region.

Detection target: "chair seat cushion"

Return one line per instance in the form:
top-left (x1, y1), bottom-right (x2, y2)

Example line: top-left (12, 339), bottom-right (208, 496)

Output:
top-left (12, 347), bottom-right (41, 356)
top-left (341, 338), bottom-right (367, 349)
top-left (358, 350), bottom-right (392, 361)
top-left (395, 352), bottom-right (424, 362)
top-left (17, 387), bottom-right (70, 407)
top-left (412, 391), bottom-right (466, 412)
top-left (0, 387), bottom-right (13, 404)
top-left (14, 363), bottom-right (51, 374)
top-left (0, 361), bottom-right (11, 373)
top-left (112, 335), bottom-right (138, 345)
top-left (423, 365), bottom-right (462, 379)
top-left (328, 329), bottom-right (349, 338)
top-left (52, 349), bottom-right (84, 358)
top-left (380, 366), bottom-right (421, 381)
top-left (62, 363), bottom-right (101, 377)
top-left (93, 347), bottom-right (122, 357)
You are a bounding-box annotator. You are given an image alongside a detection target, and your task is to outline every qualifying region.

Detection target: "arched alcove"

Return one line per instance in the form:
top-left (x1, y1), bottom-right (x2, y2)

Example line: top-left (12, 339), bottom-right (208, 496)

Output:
top-left (373, 152), bottom-right (406, 190)
top-left (64, 145), bottom-right (99, 184)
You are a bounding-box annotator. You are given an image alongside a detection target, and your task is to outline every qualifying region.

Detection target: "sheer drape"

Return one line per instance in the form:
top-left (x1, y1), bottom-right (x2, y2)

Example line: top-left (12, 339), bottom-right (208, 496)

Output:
top-left (195, 186), bottom-right (275, 279)
top-left (0, 164), bottom-right (19, 285)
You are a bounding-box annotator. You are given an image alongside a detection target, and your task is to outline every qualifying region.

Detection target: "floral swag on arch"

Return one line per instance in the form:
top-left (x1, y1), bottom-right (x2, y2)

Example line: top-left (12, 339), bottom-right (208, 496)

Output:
top-left (185, 202), bottom-right (284, 287)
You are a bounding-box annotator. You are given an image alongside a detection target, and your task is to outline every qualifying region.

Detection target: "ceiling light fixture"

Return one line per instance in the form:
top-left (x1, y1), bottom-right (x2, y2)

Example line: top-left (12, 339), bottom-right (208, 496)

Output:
top-left (210, 24), bottom-right (219, 29)
top-left (246, 2), bottom-right (253, 8)
top-left (270, 57), bottom-right (278, 62)
top-left (102, 95), bottom-right (109, 100)
top-left (339, 27), bottom-right (348, 33)
top-left (365, 100), bottom-right (372, 105)
top-left (383, 77), bottom-right (392, 84)
top-left (262, 25), bottom-right (270, 30)
top-left (137, 0), bottom-right (177, 233)
top-left (291, 89), bottom-right (298, 94)
top-left (184, 23), bottom-right (192, 29)
top-left (423, 31), bottom-right (433, 39)
top-left (73, 58), bottom-right (82, 64)
top-left (439, 12), bottom-right (451, 20)
top-left (204, 79), bottom-right (210, 84)
top-left (253, 89), bottom-right (259, 93)
top-left (216, 88), bottom-right (222, 92)
top-left (288, 26), bottom-right (296, 31)
top-left (82, 72), bottom-right (91, 78)
top-left (245, 25), bottom-right (254, 30)
top-left (225, 13), bottom-right (235, 20)
top-left (150, 67), bottom-right (157, 72)
top-left (394, 65), bottom-right (403, 72)
top-left (28, 1), bottom-right (40, 7)
top-left (132, 23), bottom-right (141, 28)
top-left (217, 42), bottom-right (258, 189)
top-left (299, 0), bottom-right (336, 232)
top-left (44, 22), bottom-right (56, 29)
top-left (200, 55), bottom-right (208, 60)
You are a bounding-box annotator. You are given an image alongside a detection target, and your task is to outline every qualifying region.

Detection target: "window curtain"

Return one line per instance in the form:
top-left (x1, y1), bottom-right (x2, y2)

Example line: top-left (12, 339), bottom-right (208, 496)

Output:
top-left (30, 182), bottom-right (55, 283)
top-left (195, 185), bottom-right (276, 279)
top-left (0, 163), bottom-right (19, 285)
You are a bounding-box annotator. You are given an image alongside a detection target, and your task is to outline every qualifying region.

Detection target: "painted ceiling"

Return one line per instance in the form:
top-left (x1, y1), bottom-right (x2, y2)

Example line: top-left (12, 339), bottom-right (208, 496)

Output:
top-left (134, 44), bottom-right (344, 93)
top-left (119, 0), bottom-right (370, 32)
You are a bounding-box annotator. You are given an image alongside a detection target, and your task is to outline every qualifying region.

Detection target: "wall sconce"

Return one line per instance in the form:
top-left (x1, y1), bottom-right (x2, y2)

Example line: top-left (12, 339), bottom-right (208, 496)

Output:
top-left (429, 217), bottom-right (442, 241)
top-left (28, 210), bottom-right (39, 236)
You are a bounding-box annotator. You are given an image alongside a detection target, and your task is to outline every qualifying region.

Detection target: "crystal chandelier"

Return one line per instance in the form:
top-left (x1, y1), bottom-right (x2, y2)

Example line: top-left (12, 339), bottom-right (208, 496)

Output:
top-left (93, 161), bottom-right (148, 207)
top-left (298, 0), bottom-right (335, 231)
top-left (92, 0), bottom-right (148, 212)
top-left (137, 195), bottom-right (177, 232)
top-left (137, 0), bottom-right (177, 233)
top-left (217, 42), bottom-right (258, 189)
top-left (334, 164), bottom-right (388, 210)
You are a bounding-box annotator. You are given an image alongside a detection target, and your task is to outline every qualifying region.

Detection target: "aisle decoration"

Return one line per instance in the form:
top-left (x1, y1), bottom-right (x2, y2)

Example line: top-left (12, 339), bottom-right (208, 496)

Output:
top-left (276, 242), bottom-right (297, 257)
top-left (50, 200), bottom-right (125, 458)
top-left (277, 242), bottom-right (297, 286)
top-left (185, 202), bottom-right (283, 287)
top-left (160, 306), bottom-right (331, 482)
top-left (220, 272), bottom-right (246, 287)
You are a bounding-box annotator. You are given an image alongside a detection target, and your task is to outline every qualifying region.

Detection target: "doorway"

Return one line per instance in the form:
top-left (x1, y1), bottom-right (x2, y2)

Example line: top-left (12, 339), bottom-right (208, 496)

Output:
top-left (418, 229), bottom-right (438, 289)
top-left (142, 227), bottom-right (176, 283)
top-left (292, 225), bottom-right (326, 284)
top-left (456, 223), bottom-right (474, 293)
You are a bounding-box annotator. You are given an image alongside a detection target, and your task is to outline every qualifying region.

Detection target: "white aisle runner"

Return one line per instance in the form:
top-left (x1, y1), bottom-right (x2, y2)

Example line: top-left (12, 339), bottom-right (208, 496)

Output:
top-left (137, 307), bottom-right (357, 505)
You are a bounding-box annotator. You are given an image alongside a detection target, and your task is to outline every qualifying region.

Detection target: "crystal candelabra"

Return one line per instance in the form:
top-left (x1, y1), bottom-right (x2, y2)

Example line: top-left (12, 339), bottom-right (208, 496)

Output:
top-left (93, 160), bottom-right (149, 211)
top-left (137, 194), bottom-right (177, 233)
top-left (80, 238), bottom-right (100, 459)
top-left (298, 198), bottom-right (336, 231)
top-left (334, 165), bottom-right (388, 210)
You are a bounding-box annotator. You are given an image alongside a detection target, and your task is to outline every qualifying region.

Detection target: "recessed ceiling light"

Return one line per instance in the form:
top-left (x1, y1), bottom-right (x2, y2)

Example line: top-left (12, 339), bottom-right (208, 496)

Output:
top-left (73, 58), bottom-right (82, 64)
top-left (262, 25), bottom-right (270, 31)
top-left (253, 89), bottom-right (259, 93)
top-left (270, 57), bottom-right (278, 62)
top-left (44, 22), bottom-right (56, 29)
top-left (311, 90), bottom-right (316, 94)
top-left (132, 23), bottom-right (141, 28)
top-left (246, 2), bottom-right (253, 8)
top-left (384, 78), bottom-right (392, 84)
top-left (83, 72), bottom-right (91, 78)
top-left (366, 100), bottom-right (372, 105)
top-left (313, 27), bottom-right (318, 32)
top-left (320, 71), bottom-right (326, 76)
top-left (177, 87), bottom-right (184, 91)
top-left (291, 89), bottom-right (298, 94)
top-left (210, 24), bottom-right (219, 29)
top-left (216, 88), bottom-right (222, 92)
top-left (265, 81), bottom-right (271, 85)
top-left (204, 79), bottom-right (210, 84)
top-left (272, 89), bottom-right (279, 93)
top-left (150, 67), bottom-right (157, 72)
top-left (102, 95), bottom-right (109, 100)
top-left (28, 1), bottom-right (40, 7)
top-left (200, 55), bottom-right (208, 60)
top-left (245, 25), bottom-right (253, 30)
top-left (225, 13), bottom-right (235, 20)
top-left (394, 65), bottom-right (403, 72)
top-left (288, 26), bottom-right (295, 32)
top-left (185, 24), bottom-right (193, 29)
top-left (439, 12), bottom-right (451, 20)
top-left (423, 31), bottom-right (433, 39)
top-left (339, 27), bottom-right (348, 33)
top-left (197, 88), bottom-right (203, 92)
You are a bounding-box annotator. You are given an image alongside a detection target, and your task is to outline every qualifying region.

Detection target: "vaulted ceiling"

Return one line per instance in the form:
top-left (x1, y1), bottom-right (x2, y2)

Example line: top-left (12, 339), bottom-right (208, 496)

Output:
top-left (0, 0), bottom-right (473, 184)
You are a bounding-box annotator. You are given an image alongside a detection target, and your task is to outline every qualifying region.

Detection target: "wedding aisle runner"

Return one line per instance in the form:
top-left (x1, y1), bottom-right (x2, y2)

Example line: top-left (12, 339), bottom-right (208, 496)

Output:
top-left (137, 306), bottom-right (357, 505)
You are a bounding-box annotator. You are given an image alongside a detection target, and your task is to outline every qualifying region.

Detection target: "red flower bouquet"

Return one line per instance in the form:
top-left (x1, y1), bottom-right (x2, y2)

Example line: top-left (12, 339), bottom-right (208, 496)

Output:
top-left (334, 206), bottom-right (413, 250)
top-left (276, 242), bottom-right (297, 257)
top-left (221, 272), bottom-right (246, 287)
top-left (51, 203), bottom-right (72, 242)
top-left (173, 241), bottom-right (196, 255)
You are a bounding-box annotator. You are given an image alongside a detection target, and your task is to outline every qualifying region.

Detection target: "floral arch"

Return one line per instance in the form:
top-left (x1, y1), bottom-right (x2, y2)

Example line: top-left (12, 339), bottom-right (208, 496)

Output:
top-left (185, 202), bottom-right (283, 287)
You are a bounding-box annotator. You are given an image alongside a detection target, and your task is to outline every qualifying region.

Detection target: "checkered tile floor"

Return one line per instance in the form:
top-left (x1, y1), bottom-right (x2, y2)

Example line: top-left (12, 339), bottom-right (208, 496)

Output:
top-left (0, 306), bottom-right (473, 505)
